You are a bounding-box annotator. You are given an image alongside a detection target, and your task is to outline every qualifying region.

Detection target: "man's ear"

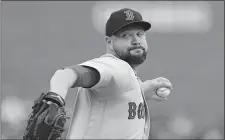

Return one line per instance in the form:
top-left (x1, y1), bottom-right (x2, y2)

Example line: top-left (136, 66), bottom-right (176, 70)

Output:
top-left (105, 36), bottom-right (112, 45)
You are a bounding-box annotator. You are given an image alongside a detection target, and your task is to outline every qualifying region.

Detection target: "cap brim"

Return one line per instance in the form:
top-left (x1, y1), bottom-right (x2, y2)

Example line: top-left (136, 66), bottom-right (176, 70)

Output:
top-left (112, 21), bottom-right (151, 36)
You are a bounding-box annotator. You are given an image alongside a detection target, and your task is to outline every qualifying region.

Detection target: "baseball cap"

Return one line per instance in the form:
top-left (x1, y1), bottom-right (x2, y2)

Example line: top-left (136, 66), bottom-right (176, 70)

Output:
top-left (105, 8), bottom-right (151, 37)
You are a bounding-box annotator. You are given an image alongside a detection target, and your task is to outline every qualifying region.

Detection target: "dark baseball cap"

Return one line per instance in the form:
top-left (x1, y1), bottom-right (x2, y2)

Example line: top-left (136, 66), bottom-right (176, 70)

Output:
top-left (105, 8), bottom-right (151, 37)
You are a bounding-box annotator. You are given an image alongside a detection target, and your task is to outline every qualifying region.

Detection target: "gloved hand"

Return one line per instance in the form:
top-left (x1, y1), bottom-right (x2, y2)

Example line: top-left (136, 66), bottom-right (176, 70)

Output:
top-left (23, 91), bottom-right (69, 140)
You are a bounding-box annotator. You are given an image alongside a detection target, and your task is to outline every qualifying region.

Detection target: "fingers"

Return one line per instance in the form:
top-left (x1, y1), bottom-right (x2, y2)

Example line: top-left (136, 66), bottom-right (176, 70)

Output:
top-left (154, 77), bottom-right (173, 90)
top-left (46, 101), bottom-right (61, 108)
top-left (47, 101), bottom-right (53, 104)
top-left (151, 94), bottom-right (167, 101)
top-left (42, 99), bottom-right (52, 104)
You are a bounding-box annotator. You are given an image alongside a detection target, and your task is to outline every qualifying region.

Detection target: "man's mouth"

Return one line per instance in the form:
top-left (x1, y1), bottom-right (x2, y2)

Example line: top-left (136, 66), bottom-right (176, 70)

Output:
top-left (133, 48), bottom-right (143, 51)
top-left (129, 46), bottom-right (144, 51)
top-left (130, 48), bottom-right (144, 54)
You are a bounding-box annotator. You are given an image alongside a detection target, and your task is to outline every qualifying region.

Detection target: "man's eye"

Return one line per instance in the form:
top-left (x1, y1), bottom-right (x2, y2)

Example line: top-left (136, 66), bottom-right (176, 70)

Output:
top-left (137, 32), bottom-right (145, 37)
top-left (121, 34), bottom-right (129, 38)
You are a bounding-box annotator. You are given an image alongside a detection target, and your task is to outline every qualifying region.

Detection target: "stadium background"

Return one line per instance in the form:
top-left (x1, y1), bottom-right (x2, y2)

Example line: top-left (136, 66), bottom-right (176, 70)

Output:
top-left (1, 1), bottom-right (224, 139)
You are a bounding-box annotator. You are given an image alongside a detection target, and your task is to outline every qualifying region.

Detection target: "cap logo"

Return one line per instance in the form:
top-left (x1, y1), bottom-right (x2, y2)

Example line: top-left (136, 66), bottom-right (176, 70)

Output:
top-left (124, 10), bottom-right (134, 21)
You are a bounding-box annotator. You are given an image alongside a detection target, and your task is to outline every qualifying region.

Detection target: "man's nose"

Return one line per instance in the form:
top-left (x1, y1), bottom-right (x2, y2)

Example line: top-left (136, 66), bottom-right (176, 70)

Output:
top-left (131, 36), bottom-right (141, 46)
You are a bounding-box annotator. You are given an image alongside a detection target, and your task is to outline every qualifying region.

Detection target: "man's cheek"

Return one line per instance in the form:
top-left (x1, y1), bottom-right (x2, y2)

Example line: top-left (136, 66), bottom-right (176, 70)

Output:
top-left (144, 43), bottom-right (148, 51)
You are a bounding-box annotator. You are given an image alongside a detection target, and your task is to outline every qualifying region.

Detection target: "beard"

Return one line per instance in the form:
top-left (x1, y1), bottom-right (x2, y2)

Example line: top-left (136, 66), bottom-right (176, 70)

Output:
top-left (115, 46), bottom-right (147, 65)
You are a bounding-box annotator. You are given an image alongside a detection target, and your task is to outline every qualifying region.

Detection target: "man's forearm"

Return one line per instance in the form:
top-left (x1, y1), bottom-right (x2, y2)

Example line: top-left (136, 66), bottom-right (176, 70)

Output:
top-left (49, 65), bottom-right (100, 99)
top-left (50, 68), bottom-right (77, 99)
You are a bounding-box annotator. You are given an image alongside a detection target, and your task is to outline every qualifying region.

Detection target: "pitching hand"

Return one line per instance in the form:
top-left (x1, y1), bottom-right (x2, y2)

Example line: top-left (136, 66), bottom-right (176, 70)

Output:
top-left (141, 77), bottom-right (173, 101)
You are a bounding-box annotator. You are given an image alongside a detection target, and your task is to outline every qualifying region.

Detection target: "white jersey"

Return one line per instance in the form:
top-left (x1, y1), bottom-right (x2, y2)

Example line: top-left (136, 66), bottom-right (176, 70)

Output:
top-left (66, 54), bottom-right (150, 139)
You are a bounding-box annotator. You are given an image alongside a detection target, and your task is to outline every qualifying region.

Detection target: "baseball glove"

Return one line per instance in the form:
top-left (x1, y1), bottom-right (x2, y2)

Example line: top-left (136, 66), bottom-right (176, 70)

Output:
top-left (23, 91), bottom-right (69, 140)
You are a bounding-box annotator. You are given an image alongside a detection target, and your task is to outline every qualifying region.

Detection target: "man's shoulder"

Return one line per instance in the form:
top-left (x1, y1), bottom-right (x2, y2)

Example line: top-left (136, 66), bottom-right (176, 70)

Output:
top-left (85, 53), bottom-right (123, 64)
top-left (98, 53), bottom-right (119, 60)
top-left (79, 53), bottom-right (131, 74)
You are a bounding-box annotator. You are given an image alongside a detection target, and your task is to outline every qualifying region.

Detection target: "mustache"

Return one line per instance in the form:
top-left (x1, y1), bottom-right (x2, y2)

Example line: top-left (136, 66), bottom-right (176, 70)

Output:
top-left (128, 46), bottom-right (145, 51)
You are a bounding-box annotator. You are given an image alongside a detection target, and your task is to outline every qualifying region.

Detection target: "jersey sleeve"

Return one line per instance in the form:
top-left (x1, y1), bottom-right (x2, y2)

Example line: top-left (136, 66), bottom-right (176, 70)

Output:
top-left (78, 57), bottom-right (114, 90)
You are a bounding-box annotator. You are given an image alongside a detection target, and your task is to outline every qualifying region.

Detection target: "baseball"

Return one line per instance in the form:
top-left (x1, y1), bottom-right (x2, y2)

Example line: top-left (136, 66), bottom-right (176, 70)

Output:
top-left (156, 87), bottom-right (171, 98)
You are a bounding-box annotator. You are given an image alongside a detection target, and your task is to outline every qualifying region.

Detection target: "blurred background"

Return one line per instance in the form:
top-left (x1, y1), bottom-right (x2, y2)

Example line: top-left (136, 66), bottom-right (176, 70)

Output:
top-left (1, 1), bottom-right (224, 139)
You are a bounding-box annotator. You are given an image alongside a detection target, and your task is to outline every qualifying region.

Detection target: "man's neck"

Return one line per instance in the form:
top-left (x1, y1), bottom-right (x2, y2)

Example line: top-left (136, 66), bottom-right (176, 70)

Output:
top-left (107, 49), bottom-right (119, 58)
top-left (131, 65), bottom-right (139, 75)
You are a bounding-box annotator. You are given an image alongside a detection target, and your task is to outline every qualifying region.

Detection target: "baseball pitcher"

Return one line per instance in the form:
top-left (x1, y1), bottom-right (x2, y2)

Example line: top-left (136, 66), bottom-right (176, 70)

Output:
top-left (23, 8), bottom-right (173, 140)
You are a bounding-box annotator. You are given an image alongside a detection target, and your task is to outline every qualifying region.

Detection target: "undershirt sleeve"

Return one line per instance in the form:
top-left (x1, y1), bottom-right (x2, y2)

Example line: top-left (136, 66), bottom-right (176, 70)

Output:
top-left (63, 65), bottom-right (100, 88)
